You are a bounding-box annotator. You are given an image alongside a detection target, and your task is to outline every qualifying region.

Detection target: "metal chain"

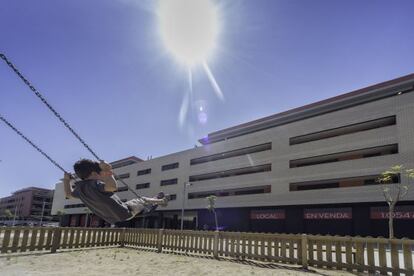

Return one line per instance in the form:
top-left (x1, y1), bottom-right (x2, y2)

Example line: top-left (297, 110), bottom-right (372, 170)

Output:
top-left (0, 53), bottom-right (101, 161)
top-left (0, 53), bottom-right (142, 199)
top-left (1, 114), bottom-right (140, 197)
top-left (0, 114), bottom-right (68, 174)
top-left (116, 178), bottom-right (142, 199)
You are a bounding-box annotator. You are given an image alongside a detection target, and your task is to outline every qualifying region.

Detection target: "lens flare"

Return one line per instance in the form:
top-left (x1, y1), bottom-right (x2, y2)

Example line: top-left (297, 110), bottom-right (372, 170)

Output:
top-left (203, 62), bottom-right (224, 100)
top-left (195, 100), bottom-right (208, 124)
top-left (198, 112), bottom-right (208, 124)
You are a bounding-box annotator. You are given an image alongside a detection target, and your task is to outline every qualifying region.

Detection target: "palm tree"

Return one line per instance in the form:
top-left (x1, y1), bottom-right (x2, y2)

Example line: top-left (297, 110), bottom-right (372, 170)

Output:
top-left (378, 165), bottom-right (414, 238)
top-left (206, 195), bottom-right (219, 231)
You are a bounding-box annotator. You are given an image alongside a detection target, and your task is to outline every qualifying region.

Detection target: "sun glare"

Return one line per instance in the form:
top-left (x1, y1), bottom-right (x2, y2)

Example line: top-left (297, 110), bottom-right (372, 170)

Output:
top-left (158, 0), bottom-right (219, 66)
top-left (157, 0), bottom-right (224, 128)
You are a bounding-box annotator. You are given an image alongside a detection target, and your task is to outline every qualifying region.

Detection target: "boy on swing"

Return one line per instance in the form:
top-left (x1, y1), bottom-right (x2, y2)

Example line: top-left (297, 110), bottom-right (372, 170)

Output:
top-left (63, 159), bottom-right (168, 225)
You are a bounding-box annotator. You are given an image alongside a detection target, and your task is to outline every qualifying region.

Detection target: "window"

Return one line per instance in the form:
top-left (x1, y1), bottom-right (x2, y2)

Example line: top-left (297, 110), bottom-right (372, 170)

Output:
top-left (290, 116), bottom-right (396, 145)
top-left (363, 179), bottom-right (377, 185)
top-left (189, 164), bottom-right (271, 182)
top-left (111, 160), bottom-right (137, 169)
top-left (290, 144), bottom-right (398, 168)
top-left (136, 183), bottom-right (150, 189)
top-left (190, 143), bottom-right (272, 165)
top-left (363, 152), bottom-right (382, 158)
top-left (162, 162), bottom-right (179, 171)
top-left (169, 194), bottom-right (177, 201)
top-left (33, 196), bottom-right (45, 202)
top-left (64, 203), bottom-right (86, 209)
top-left (291, 182), bottom-right (339, 191)
top-left (160, 178), bottom-right (178, 186)
top-left (117, 186), bottom-right (128, 192)
top-left (115, 173), bottom-right (130, 179)
top-left (289, 174), bottom-right (400, 191)
top-left (188, 185), bottom-right (271, 199)
top-left (137, 168), bottom-right (151, 176)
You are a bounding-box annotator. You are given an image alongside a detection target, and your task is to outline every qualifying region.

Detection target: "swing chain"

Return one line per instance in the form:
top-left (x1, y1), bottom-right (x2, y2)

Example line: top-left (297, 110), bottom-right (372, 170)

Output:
top-left (0, 53), bottom-right (101, 161)
top-left (1, 113), bottom-right (142, 198)
top-left (0, 115), bottom-right (68, 174)
top-left (1, 53), bottom-right (143, 199)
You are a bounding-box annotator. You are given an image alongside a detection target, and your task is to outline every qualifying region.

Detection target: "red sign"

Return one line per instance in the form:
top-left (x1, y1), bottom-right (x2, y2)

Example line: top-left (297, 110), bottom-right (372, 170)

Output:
top-left (250, 210), bottom-right (285, 220)
top-left (304, 208), bottom-right (352, 220)
top-left (370, 206), bottom-right (414, 220)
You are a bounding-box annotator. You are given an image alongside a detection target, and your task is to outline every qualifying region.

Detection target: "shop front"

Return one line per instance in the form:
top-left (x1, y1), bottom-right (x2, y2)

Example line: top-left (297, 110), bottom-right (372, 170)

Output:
top-left (250, 209), bottom-right (285, 233)
top-left (304, 208), bottom-right (353, 236)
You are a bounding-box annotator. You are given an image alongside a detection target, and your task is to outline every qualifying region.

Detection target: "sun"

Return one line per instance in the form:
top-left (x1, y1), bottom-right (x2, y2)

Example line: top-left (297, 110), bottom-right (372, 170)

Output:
top-left (158, 0), bottom-right (219, 66)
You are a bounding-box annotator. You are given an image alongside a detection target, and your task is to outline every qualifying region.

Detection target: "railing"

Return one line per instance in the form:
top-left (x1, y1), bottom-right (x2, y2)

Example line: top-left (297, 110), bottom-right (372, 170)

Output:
top-left (1, 227), bottom-right (413, 275)
top-left (0, 227), bottom-right (121, 254)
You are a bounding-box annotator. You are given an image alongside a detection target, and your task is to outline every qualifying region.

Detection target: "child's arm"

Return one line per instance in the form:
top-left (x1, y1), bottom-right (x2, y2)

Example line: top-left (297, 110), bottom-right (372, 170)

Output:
top-left (99, 161), bottom-right (118, 192)
top-left (63, 172), bottom-right (74, 199)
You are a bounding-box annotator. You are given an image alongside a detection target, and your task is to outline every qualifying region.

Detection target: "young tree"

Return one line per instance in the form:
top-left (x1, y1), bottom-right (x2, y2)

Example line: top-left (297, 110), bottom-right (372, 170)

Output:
top-left (56, 210), bottom-right (66, 226)
top-left (0, 209), bottom-right (11, 226)
top-left (206, 195), bottom-right (219, 231)
top-left (378, 165), bottom-right (414, 238)
top-left (4, 209), bottom-right (13, 218)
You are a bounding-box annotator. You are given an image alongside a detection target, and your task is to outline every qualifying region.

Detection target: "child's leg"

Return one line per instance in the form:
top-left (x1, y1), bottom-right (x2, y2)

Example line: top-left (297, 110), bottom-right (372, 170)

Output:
top-left (141, 197), bottom-right (167, 205)
top-left (141, 192), bottom-right (168, 206)
top-left (125, 198), bottom-right (146, 216)
top-left (124, 193), bottom-right (168, 217)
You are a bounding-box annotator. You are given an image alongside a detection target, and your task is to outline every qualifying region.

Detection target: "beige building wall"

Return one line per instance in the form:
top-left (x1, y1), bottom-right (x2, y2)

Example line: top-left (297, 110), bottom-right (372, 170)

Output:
top-left (52, 77), bottom-right (414, 216)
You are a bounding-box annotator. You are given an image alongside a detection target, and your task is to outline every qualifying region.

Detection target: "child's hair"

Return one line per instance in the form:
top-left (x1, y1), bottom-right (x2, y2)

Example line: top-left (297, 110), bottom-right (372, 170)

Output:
top-left (73, 159), bottom-right (102, 180)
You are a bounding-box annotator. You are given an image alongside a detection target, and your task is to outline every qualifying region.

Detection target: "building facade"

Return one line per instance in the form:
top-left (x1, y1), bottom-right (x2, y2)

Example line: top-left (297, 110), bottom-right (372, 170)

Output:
top-left (52, 74), bottom-right (414, 238)
top-left (0, 187), bottom-right (54, 225)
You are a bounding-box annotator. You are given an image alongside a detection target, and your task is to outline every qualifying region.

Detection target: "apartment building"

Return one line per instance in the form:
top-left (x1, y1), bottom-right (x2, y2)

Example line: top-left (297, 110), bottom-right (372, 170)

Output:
top-left (0, 187), bottom-right (54, 224)
top-left (52, 73), bottom-right (414, 238)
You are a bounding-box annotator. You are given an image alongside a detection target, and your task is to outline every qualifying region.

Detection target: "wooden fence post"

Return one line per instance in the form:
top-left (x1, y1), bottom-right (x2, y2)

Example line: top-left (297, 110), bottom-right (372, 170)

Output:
top-left (120, 228), bottom-right (126, 248)
top-left (402, 238), bottom-right (413, 276)
top-left (390, 239), bottom-right (400, 276)
top-left (51, 227), bottom-right (62, 253)
top-left (213, 230), bottom-right (219, 259)
top-left (355, 236), bottom-right (365, 273)
top-left (301, 234), bottom-right (308, 269)
top-left (157, 229), bottom-right (164, 253)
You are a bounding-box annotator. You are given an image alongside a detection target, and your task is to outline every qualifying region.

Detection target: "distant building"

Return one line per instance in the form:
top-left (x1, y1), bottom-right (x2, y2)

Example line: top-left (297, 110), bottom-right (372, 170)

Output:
top-left (0, 187), bottom-right (54, 224)
top-left (52, 74), bottom-right (414, 238)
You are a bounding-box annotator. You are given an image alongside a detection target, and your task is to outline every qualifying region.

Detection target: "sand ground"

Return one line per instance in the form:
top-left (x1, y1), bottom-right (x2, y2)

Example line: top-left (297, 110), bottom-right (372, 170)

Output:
top-left (0, 247), bottom-right (357, 276)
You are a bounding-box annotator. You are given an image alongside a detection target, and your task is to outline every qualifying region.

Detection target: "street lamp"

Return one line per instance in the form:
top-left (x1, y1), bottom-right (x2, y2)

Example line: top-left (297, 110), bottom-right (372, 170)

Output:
top-left (180, 182), bottom-right (192, 231)
top-left (39, 200), bottom-right (46, 226)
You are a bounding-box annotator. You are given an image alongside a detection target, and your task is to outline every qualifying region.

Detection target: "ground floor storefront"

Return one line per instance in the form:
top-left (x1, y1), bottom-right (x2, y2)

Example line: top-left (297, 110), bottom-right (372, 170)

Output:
top-left (61, 201), bottom-right (414, 238)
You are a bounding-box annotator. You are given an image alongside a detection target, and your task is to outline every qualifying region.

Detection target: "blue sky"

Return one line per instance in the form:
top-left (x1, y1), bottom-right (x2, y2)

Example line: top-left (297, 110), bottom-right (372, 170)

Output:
top-left (1, 0), bottom-right (413, 197)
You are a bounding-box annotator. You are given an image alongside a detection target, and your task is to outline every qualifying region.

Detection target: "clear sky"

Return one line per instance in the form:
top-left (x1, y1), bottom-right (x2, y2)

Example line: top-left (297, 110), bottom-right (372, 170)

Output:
top-left (1, 0), bottom-right (413, 197)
